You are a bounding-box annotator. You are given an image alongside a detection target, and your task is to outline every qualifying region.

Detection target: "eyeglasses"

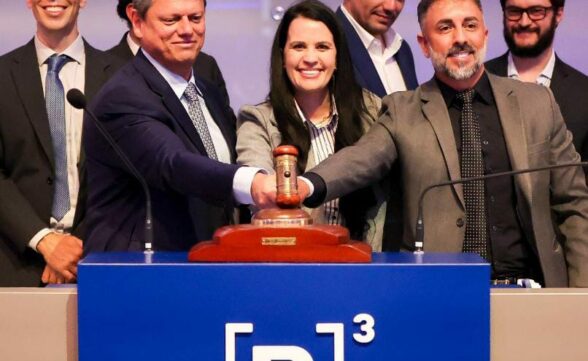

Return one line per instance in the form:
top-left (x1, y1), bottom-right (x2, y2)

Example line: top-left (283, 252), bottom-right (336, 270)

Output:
top-left (504, 6), bottom-right (553, 21)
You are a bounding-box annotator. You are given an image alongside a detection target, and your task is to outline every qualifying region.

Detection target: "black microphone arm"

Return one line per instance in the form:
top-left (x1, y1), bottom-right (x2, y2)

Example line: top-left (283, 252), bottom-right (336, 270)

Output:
top-left (415, 161), bottom-right (588, 254)
top-left (67, 88), bottom-right (154, 253)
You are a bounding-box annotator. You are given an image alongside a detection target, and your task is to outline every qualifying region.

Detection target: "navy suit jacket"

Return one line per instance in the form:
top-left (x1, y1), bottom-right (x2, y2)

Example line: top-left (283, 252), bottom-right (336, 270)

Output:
top-left (83, 51), bottom-right (240, 254)
top-left (486, 52), bottom-right (588, 161)
top-left (336, 7), bottom-right (418, 97)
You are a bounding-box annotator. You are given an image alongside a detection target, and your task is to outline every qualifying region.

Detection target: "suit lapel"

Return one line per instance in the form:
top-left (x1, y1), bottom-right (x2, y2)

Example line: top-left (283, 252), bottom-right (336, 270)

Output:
top-left (548, 56), bottom-right (568, 99)
top-left (395, 42), bottom-right (418, 90)
top-left (134, 52), bottom-right (209, 156)
top-left (11, 40), bottom-right (54, 167)
top-left (489, 74), bottom-right (533, 202)
top-left (335, 8), bottom-right (386, 97)
top-left (420, 80), bottom-right (465, 208)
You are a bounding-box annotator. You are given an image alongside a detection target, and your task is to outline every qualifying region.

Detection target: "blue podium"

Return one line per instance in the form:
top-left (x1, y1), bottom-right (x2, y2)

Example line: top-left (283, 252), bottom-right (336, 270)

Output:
top-left (78, 253), bottom-right (490, 361)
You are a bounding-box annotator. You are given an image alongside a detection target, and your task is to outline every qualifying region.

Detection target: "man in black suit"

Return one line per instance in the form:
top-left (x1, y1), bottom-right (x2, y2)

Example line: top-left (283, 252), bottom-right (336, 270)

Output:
top-left (486, 0), bottom-right (588, 160)
top-left (83, 0), bottom-right (271, 253)
top-left (0, 0), bottom-right (120, 285)
top-left (336, 0), bottom-right (419, 97)
top-left (109, 0), bottom-right (231, 109)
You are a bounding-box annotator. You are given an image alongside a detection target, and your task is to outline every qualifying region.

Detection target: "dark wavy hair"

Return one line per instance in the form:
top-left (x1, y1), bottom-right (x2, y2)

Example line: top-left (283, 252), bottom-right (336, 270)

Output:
top-left (269, 0), bottom-right (376, 238)
top-left (269, 0), bottom-right (372, 170)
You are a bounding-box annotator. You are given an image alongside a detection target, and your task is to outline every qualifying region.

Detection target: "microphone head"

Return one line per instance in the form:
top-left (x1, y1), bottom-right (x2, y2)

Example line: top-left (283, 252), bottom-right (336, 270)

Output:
top-left (66, 88), bottom-right (87, 110)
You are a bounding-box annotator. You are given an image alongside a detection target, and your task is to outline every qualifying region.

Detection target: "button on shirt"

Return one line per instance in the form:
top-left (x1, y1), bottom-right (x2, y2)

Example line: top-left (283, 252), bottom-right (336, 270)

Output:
top-left (507, 50), bottom-right (556, 87)
top-left (29, 35), bottom-right (86, 250)
top-left (340, 5), bottom-right (407, 94)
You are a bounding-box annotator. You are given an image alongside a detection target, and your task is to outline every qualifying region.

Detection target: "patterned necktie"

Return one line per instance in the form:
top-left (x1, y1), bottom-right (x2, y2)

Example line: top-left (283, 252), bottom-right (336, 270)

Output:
top-left (183, 82), bottom-right (218, 160)
top-left (45, 54), bottom-right (71, 221)
top-left (457, 89), bottom-right (489, 260)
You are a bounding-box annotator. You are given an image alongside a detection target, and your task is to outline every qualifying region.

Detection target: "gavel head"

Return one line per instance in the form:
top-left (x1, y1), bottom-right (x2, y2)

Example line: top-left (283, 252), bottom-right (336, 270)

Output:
top-left (273, 145), bottom-right (301, 209)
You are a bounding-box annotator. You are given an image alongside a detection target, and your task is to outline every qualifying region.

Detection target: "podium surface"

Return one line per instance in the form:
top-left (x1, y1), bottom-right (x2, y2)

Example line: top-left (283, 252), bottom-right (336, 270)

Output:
top-left (78, 252), bottom-right (489, 361)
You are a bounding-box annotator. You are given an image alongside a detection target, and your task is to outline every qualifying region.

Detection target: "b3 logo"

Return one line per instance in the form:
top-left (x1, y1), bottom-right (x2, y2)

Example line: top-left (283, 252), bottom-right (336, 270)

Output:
top-left (226, 313), bottom-right (375, 361)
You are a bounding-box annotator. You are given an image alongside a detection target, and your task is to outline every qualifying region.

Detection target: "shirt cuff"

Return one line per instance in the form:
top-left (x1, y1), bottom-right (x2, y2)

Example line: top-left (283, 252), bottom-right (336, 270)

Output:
top-left (298, 176), bottom-right (314, 197)
top-left (233, 166), bottom-right (265, 205)
top-left (29, 228), bottom-right (53, 252)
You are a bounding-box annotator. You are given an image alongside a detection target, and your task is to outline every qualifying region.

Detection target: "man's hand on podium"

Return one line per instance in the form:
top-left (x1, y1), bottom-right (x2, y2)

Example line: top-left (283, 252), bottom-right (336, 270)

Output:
top-left (37, 233), bottom-right (83, 283)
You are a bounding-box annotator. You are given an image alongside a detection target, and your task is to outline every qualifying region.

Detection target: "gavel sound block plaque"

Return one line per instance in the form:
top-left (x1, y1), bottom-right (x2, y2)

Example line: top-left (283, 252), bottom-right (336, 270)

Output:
top-left (188, 145), bottom-right (371, 263)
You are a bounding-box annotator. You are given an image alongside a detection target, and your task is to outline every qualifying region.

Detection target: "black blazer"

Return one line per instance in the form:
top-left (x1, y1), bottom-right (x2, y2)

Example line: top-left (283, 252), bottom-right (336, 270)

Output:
top-left (0, 39), bottom-right (119, 286)
top-left (83, 51), bottom-right (240, 254)
top-left (107, 33), bottom-right (232, 111)
top-left (335, 7), bottom-right (419, 97)
top-left (486, 52), bottom-right (588, 161)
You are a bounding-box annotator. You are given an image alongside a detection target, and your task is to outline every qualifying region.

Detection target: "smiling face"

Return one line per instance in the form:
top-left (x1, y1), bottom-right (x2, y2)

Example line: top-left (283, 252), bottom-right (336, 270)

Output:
top-left (417, 0), bottom-right (488, 90)
top-left (132, 0), bottom-right (205, 80)
top-left (344, 0), bottom-right (404, 37)
top-left (283, 16), bottom-right (337, 101)
top-left (502, 0), bottom-right (562, 58)
top-left (26, 0), bottom-right (86, 46)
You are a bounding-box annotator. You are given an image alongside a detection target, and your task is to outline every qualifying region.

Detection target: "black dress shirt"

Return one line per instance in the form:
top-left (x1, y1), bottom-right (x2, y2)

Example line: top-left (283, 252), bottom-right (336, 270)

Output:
top-left (437, 73), bottom-right (542, 280)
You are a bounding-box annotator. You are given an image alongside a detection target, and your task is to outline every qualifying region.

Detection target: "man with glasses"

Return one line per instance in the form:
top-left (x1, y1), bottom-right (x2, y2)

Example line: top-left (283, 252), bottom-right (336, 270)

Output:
top-left (486, 0), bottom-right (588, 162)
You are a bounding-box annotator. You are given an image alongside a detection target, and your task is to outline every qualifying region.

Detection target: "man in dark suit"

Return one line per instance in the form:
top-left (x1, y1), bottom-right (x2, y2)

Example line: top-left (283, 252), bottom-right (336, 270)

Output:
top-left (83, 0), bottom-right (271, 253)
top-left (109, 0), bottom-right (231, 109)
top-left (0, 0), bottom-right (120, 285)
top-left (336, 0), bottom-right (419, 97)
top-left (486, 0), bottom-right (588, 161)
top-left (295, 0), bottom-right (588, 287)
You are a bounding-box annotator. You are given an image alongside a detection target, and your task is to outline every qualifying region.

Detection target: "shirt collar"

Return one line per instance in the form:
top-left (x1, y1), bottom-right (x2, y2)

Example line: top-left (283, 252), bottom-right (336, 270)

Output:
top-left (141, 49), bottom-right (201, 99)
top-left (35, 33), bottom-right (85, 66)
top-left (294, 96), bottom-right (339, 128)
top-left (436, 71), bottom-right (494, 108)
top-left (126, 32), bottom-right (141, 56)
top-left (507, 50), bottom-right (556, 85)
top-left (339, 5), bottom-right (403, 56)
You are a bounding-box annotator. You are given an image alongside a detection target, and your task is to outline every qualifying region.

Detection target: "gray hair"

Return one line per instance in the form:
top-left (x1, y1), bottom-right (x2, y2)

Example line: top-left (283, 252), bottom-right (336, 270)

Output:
top-left (132, 0), bottom-right (207, 19)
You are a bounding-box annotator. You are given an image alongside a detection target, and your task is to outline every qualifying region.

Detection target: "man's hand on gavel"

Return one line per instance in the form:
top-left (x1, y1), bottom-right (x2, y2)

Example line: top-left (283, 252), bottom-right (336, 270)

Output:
top-left (251, 172), bottom-right (277, 209)
top-left (297, 177), bottom-right (310, 203)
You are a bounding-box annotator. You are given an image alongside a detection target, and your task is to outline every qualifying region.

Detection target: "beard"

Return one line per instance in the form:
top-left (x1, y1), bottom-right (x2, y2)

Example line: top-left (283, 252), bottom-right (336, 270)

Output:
top-left (429, 42), bottom-right (487, 81)
top-left (503, 16), bottom-right (557, 58)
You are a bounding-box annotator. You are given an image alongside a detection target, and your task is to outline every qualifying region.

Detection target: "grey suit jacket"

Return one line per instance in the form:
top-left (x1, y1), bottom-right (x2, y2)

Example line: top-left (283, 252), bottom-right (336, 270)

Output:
top-left (236, 92), bottom-right (388, 251)
top-left (306, 73), bottom-right (588, 287)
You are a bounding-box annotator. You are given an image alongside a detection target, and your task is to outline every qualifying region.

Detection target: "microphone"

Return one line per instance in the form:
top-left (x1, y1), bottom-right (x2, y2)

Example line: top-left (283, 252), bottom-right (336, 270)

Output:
top-left (415, 161), bottom-right (588, 253)
top-left (67, 88), bottom-right (154, 253)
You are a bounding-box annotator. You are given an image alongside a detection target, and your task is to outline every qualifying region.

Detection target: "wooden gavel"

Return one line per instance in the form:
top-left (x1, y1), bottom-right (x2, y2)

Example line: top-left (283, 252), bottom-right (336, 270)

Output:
top-left (273, 145), bottom-right (301, 209)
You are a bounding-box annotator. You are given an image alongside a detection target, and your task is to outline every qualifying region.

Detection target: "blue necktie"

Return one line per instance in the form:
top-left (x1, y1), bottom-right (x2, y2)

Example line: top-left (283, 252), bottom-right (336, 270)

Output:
top-left (45, 54), bottom-right (71, 221)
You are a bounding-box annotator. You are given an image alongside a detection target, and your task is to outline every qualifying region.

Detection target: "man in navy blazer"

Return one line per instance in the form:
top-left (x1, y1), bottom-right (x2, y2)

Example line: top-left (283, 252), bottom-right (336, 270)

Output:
top-left (336, 0), bottom-right (419, 97)
top-left (83, 0), bottom-right (272, 253)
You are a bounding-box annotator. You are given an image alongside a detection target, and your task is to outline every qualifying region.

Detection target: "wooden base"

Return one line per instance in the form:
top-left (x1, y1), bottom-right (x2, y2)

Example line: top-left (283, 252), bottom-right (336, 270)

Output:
top-left (188, 224), bottom-right (371, 263)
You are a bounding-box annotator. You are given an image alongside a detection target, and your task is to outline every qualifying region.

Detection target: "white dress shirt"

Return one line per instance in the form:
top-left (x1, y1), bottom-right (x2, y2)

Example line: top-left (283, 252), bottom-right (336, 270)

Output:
top-left (142, 51), bottom-right (259, 204)
top-left (507, 50), bottom-right (556, 87)
top-left (29, 35), bottom-right (86, 250)
top-left (340, 5), bottom-right (407, 94)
